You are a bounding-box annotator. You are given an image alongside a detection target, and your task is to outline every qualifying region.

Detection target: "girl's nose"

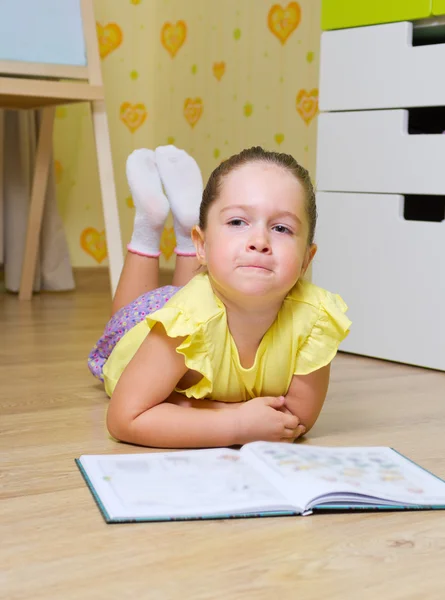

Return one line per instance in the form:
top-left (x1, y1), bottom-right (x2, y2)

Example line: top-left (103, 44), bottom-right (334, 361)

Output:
top-left (247, 229), bottom-right (271, 253)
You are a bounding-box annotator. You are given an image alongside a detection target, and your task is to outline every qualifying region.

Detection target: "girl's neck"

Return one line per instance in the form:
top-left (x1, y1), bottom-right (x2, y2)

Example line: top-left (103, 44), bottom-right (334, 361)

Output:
top-left (212, 286), bottom-right (286, 344)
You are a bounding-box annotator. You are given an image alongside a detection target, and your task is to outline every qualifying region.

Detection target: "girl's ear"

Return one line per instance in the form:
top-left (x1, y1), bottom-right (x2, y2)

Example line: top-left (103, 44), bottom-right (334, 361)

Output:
top-left (191, 226), bottom-right (207, 265)
top-left (302, 244), bottom-right (317, 275)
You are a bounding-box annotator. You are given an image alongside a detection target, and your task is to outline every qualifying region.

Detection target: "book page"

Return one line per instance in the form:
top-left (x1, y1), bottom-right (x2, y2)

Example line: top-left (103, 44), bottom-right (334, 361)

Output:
top-left (79, 448), bottom-right (295, 520)
top-left (242, 443), bottom-right (445, 509)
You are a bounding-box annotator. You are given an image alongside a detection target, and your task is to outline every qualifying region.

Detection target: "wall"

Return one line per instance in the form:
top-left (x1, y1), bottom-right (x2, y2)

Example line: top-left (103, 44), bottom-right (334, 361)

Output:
top-left (54, 0), bottom-right (321, 269)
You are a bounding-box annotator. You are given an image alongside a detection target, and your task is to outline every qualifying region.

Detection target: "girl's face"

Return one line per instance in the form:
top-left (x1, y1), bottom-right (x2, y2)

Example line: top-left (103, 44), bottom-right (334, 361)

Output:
top-left (192, 162), bottom-right (317, 303)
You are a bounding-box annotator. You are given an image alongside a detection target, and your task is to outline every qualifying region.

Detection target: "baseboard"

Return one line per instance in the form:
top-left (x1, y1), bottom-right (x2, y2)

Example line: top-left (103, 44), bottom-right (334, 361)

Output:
top-left (73, 266), bottom-right (174, 293)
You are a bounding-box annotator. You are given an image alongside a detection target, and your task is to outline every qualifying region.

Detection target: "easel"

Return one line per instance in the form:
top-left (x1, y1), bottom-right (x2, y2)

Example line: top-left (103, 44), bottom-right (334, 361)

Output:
top-left (0, 0), bottom-right (123, 300)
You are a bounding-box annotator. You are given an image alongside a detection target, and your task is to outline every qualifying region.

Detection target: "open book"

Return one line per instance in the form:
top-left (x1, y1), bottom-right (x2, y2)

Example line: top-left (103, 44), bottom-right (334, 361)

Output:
top-left (76, 442), bottom-right (445, 523)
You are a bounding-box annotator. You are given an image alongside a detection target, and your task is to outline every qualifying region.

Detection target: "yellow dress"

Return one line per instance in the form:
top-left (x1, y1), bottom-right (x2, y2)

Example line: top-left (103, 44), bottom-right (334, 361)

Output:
top-left (102, 273), bottom-right (351, 400)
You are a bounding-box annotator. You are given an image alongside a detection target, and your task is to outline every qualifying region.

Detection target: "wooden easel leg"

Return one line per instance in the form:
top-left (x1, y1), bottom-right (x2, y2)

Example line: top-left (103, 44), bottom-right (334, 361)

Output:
top-left (0, 109), bottom-right (4, 272)
top-left (90, 100), bottom-right (123, 296)
top-left (19, 107), bottom-right (55, 301)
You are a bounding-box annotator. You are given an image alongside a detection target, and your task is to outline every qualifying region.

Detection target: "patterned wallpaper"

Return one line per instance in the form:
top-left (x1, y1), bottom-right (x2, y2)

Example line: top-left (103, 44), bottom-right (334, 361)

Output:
top-left (53, 0), bottom-right (321, 268)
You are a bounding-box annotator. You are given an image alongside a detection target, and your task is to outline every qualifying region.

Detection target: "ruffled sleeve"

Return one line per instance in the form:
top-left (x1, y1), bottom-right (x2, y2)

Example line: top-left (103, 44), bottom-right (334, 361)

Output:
top-left (146, 307), bottom-right (214, 399)
top-left (293, 291), bottom-right (351, 375)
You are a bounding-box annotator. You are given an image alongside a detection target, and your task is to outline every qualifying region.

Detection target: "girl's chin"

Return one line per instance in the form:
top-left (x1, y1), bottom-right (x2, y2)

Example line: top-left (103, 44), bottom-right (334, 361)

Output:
top-left (209, 272), bottom-right (296, 300)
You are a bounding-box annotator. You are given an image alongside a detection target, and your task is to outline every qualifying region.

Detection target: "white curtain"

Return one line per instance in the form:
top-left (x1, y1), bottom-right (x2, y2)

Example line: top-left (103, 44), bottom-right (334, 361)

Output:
top-left (1, 109), bottom-right (74, 292)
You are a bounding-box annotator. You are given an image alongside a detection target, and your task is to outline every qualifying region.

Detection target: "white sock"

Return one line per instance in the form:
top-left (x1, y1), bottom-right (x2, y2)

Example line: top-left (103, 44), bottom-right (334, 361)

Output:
top-left (155, 145), bottom-right (203, 256)
top-left (126, 148), bottom-right (170, 257)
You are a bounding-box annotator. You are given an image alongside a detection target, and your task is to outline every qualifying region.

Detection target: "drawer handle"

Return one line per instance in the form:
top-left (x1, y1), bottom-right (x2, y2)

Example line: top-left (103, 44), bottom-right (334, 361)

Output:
top-left (404, 196), bottom-right (445, 223)
top-left (408, 107), bottom-right (445, 135)
top-left (413, 16), bottom-right (445, 47)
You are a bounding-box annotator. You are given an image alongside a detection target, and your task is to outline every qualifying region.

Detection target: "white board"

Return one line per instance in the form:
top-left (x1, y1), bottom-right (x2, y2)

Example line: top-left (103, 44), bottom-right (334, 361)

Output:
top-left (0, 0), bottom-right (86, 66)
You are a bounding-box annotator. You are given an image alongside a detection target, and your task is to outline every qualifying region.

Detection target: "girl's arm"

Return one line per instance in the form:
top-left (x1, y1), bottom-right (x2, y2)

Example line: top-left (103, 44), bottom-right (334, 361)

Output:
top-left (107, 323), bottom-right (301, 448)
top-left (106, 323), bottom-right (238, 448)
top-left (165, 392), bottom-right (240, 410)
top-left (284, 364), bottom-right (331, 433)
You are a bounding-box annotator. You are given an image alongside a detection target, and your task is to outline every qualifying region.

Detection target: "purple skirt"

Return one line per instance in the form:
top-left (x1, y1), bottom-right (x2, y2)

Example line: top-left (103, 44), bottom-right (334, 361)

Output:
top-left (88, 285), bottom-right (181, 381)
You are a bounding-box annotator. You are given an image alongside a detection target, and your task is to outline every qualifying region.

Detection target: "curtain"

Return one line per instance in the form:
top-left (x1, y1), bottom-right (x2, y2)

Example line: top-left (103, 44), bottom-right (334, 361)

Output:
top-left (1, 109), bottom-right (74, 292)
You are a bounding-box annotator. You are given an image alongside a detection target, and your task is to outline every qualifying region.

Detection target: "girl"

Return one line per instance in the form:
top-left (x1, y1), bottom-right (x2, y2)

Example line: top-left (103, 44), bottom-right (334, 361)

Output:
top-left (88, 145), bottom-right (351, 449)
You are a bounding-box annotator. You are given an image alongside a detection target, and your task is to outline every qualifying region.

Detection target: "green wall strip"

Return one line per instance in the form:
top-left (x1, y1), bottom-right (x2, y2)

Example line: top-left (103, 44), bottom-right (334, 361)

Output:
top-left (322, 0), bottom-right (432, 30)
top-left (432, 0), bottom-right (445, 15)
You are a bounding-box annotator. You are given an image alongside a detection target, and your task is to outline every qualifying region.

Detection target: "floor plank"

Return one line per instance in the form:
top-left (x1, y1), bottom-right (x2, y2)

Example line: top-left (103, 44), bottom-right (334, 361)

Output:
top-left (2, 269), bottom-right (445, 599)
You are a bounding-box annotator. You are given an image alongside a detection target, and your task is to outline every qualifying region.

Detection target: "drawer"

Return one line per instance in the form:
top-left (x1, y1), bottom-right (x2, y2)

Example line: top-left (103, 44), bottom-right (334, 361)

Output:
top-left (316, 110), bottom-right (445, 195)
top-left (312, 192), bottom-right (445, 370)
top-left (321, 0), bottom-right (431, 31)
top-left (319, 22), bottom-right (445, 111)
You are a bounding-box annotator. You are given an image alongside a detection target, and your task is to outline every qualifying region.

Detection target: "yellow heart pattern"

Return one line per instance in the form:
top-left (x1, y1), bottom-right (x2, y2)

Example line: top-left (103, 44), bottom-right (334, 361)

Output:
top-left (243, 102), bottom-right (253, 117)
top-left (296, 89), bottom-right (318, 125)
top-left (161, 21), bottom-right (187, 58)
top-left (268, 2), bottom-right (301, 45)
top-left (80, 227), bottom-right (108, 264)
top-left (213, 62), bottom-right (226, 81)
top-left (160, 227), bottom-right (176, 260)
top-left (274, 133), bottom-right (285, 145)
top-left (96, 22), bottom-right (123, 59)
top-left (184, 98), bottom-right (203, 128)
top-left (54, 160), bottom-right (63, 184)
top-left (120, 102), bottom-right (147, 132)
top-left (56, 107), bottom-right (67, 119)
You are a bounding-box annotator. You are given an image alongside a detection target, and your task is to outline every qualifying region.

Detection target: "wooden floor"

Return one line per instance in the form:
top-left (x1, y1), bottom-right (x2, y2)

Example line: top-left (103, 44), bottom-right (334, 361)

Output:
top-left (2, 268), bottom-right (445, 600)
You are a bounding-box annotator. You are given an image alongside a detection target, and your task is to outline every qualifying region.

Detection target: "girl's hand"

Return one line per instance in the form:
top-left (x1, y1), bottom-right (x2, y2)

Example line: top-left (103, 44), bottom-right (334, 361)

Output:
top-left (235, 396), bottom-right (306, 444)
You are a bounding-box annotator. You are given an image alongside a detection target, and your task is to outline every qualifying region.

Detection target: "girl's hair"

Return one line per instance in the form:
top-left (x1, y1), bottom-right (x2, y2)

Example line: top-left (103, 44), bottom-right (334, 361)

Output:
top-left (199, 146), bottom-right (317, 245)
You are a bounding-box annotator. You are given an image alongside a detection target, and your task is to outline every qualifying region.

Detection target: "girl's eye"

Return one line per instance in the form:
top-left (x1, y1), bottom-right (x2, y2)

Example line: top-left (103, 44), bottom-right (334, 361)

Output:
top-left (273, 225), bottom-right (292, 234)
top-left (227, 219), bottom-right (246, 227)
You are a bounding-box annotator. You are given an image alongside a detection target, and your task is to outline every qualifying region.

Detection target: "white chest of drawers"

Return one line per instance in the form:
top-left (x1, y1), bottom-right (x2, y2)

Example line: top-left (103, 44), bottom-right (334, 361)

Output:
top-left (313, 21), bottom-right (445, 370)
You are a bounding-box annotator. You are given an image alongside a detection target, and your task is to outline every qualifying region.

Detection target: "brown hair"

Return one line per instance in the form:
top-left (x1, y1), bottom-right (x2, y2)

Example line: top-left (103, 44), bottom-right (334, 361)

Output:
top-left (199, 146), bottom-right (317, 245)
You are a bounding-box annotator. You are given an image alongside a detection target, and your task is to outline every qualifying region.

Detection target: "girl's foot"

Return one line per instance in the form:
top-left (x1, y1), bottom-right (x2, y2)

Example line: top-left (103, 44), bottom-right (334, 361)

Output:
top-left (155, 145), bottom-right (203, 256)
top-left (126, 149), bottom-right (170, 257)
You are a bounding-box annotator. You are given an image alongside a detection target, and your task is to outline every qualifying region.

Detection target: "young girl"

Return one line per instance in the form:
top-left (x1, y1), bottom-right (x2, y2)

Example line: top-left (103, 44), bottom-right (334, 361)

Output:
top-left (88, 145), bottom-right (351, 449)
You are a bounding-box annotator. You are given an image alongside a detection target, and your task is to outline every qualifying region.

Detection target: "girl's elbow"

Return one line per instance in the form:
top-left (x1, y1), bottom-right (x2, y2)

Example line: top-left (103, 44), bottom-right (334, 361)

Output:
top-left (106, 406), bottom-right (132, 442)
top-left (106, 404), bottom-right (159, 445)
top-left (301, 409), bottom-right (323, 435)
